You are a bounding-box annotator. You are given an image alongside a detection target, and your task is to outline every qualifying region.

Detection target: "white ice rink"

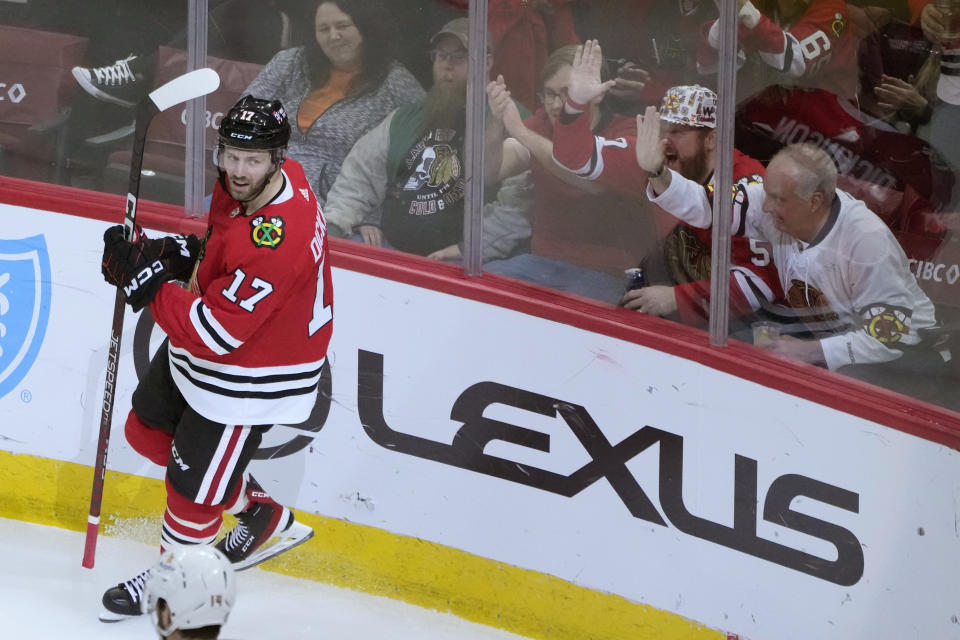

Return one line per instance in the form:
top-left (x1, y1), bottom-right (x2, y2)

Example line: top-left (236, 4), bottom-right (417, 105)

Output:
top-left (0, 517), bottom-right (530, 639)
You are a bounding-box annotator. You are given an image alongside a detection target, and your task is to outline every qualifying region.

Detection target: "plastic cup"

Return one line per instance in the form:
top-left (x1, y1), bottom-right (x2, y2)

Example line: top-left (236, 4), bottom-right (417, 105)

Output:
top-left (752, 321), bottom-right (781, 348)
top-left (936, 0), bottom-right (960, 41)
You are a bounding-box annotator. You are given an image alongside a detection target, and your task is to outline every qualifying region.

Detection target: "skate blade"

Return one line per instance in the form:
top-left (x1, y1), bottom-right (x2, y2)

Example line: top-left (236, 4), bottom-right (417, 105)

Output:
top-left (99, 608), bottom-right (139, 623)
top-left (233, 520), bottom-right (314, 571)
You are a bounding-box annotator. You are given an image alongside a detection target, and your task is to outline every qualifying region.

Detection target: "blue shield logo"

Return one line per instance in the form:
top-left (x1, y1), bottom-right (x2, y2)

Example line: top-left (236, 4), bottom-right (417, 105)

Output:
top-left (0, 235), bottom-right (52, 399)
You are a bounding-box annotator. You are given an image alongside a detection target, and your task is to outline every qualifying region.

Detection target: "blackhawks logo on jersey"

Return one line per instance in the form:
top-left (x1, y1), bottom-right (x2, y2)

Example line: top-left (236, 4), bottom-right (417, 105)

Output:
top-left (250, 215), bottom-right (284, 249)
top-left (665, 224), bottom-right (711, 284)
top-left (862, 304), bottom-right (908, 344)
top-left (786, 279), bottom-right (840, 325)
top-left (831, 12), bottom-right (846, 38)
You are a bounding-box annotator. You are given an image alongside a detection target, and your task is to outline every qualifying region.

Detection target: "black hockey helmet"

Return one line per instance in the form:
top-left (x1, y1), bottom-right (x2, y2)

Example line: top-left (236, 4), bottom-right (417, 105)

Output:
top-left (218, 95), bottom-right (290, 151)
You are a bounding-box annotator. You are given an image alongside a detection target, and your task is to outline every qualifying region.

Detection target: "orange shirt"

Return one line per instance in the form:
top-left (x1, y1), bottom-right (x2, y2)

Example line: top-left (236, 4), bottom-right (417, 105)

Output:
top-left (297, 68), bottom-right (357, 131)
top-left (908, 0), bottom-right (929, 24)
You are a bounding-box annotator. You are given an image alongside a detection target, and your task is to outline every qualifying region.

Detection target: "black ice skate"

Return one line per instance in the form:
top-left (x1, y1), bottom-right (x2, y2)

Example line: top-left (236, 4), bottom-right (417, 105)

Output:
top-left (215, 481), bottom-right (313, 571)
top-left (72, 54), bottom-right (145, 108)
top-left (99, 568), bottom-right (149, 622)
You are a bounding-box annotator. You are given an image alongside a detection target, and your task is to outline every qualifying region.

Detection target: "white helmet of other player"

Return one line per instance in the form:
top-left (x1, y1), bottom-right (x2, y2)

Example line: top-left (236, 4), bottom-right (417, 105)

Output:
top-left (143, 545), bottom-right (236, 637)
top-left (660, 85), bottom-right (717, 129)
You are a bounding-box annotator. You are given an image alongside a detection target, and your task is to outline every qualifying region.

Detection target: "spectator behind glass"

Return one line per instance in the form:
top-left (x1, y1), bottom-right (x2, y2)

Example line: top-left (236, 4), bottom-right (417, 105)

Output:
top-left (245, 0), bottom-right (425, 205)
top-left (720, 2), bottom-right (954, 233)
top-left (708, 0), bottom-right (877, 100)
top-left (857, 19), bottom-right (936, 134)
top-left (549, 41), bottom-right (782, 329)
top-left (638, 123), bottom-right (949, 402)
top-left (482, 45), bottom-right (658, 304)
top-left (323, 18), bottom-right (531, 261)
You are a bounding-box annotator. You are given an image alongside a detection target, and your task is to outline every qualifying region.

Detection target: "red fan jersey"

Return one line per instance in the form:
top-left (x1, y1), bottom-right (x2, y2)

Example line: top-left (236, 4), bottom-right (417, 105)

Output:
top-left (150, 158), bottom-right (333, 425)
top-left (669, 156), bottom-right (778, 328)
top-left (551, 107), bottom-right (782, 327)
top-left (704, 0), bottom-right (864, 100)
top-left (524, 109), bottom-right (651, 272)
top-left (782, 0), bottom-right (863, 97)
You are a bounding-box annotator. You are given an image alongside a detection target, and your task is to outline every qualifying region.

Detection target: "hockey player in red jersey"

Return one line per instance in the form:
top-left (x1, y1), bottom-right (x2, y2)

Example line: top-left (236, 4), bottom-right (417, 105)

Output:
top-left (98, 95), bottom-right (332, 621)
top-left (551, 40), bottom-right (782, 329)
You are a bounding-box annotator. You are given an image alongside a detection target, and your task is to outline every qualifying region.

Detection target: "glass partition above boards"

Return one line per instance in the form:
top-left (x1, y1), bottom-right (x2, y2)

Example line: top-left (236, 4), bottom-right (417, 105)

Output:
top-left (721, 0), bottom-right (959, 412)
top-left (2, 0), bottom-right (956, 414)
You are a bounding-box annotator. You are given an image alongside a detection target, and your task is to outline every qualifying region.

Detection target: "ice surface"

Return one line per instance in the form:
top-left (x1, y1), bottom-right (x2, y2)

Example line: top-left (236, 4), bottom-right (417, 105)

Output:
top-left (0, 518), bottom-right (530, 639)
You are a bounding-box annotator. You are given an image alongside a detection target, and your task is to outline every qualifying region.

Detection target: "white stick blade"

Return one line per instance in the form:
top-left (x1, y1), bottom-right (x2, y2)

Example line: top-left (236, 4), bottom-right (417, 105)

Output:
top-left (148, 67), bottom-right (221, 112)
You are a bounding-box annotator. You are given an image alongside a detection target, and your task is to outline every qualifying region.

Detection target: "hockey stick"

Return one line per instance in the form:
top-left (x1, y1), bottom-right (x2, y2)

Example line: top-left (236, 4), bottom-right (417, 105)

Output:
top-left (82, 68), bottom-right (221, 569)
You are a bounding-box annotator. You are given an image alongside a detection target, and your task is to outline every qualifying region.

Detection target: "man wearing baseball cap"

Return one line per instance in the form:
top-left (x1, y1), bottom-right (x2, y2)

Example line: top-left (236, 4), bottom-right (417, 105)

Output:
top-left (551, 39), bottom-right (782, 329)
top-left (324, 18), bottom-right (530, 261)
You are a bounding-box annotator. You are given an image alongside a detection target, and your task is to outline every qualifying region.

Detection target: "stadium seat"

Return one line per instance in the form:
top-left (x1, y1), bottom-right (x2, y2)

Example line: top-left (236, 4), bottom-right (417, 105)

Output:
top-left (99, 46), bottom-right (263, 205)
top-left (0, 25), bottom-right (88, 183)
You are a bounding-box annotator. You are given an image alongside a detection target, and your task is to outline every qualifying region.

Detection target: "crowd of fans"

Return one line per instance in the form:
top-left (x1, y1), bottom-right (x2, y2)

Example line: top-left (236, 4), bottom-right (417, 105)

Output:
top-left (2, 0), bottom-right (958, 409)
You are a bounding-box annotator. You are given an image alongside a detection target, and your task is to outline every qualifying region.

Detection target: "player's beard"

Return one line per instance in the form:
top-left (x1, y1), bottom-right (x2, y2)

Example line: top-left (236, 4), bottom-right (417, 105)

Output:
top-left (424, 80), bottom-right (466, 132)
top-left (227, 171), bottom-right (270, 202)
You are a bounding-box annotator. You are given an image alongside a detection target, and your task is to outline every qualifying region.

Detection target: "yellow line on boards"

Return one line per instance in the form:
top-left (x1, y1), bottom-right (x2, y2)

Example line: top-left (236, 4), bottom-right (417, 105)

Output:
top-left (0, 450), bottom-right (724, 640)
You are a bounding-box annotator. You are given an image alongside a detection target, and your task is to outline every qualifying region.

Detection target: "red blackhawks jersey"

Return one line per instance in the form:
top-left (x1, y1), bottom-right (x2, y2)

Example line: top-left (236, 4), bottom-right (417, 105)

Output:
top-left (551, 107), bottom-right (782, 327)
top-left (704, 0), bottom-right (863, 100)
top-left (150, 158), bottom-right (333, 425)
top-left (774, 0), bottom-right (862, 99)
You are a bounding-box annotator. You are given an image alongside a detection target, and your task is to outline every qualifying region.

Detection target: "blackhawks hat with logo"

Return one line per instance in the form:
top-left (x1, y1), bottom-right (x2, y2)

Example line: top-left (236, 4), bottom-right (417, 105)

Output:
top-left (660, 85), bottom-right (717, 128)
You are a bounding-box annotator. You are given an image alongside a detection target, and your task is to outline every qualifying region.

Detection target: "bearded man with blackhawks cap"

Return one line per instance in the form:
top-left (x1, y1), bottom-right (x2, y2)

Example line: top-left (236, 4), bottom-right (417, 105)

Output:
top-left (551, 39), bottom-right (782, 330)
top-left (98, 95), bottom-right (331, 623)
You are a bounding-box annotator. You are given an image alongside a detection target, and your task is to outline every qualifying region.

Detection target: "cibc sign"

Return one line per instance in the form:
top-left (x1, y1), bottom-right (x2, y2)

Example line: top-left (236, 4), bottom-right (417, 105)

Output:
top-left (909, 258), bottom-right (960, 286)
top-left (0, 81), bottom-right (26, 104)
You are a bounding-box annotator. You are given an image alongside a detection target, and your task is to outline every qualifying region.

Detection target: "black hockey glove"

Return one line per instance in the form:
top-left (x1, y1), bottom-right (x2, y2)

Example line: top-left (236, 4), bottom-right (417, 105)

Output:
top-left (101, 225), bottom-right (201, 312)
top-left (139, 230), bottom-right (201, 281)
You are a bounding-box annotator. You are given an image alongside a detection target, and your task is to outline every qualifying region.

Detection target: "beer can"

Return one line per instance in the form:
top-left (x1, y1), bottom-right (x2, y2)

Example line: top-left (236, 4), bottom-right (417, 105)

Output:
top-left (624, 267), bottom-right (647, 291)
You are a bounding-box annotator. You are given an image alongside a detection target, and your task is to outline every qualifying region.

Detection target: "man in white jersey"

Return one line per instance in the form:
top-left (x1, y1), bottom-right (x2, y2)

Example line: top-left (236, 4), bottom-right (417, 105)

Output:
top-left (633, 104), bottom-right (949, 399)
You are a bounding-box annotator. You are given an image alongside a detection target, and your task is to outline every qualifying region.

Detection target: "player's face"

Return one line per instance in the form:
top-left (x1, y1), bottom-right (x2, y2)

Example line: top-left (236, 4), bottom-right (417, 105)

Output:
top-left (315, 2), bottom-right (364, 70)
top-left (661, 123), bottom-right (713, 184)
top-left (541, 65), bottom-right (572, 124)
top-left (762, 158), bottom-right (818, 240)
top-left (431, 35), bottom-right (469, 89)
top-left (219, 147), bottom-right (274, 201)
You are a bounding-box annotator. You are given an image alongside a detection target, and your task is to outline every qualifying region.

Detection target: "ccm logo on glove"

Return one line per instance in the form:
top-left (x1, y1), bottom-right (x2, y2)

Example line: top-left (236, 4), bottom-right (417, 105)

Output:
top-left (123, 260), bottom-right (166, 297)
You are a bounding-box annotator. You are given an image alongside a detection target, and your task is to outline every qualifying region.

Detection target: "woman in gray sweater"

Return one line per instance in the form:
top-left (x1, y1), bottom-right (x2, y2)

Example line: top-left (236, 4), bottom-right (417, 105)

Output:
top-left (245, 0), bottom-right (425, 205)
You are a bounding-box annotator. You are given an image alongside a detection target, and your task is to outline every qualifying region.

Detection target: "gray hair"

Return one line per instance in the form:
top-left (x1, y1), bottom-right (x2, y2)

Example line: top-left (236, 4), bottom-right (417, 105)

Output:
top-left (771, 143), bottom-right (838, 203)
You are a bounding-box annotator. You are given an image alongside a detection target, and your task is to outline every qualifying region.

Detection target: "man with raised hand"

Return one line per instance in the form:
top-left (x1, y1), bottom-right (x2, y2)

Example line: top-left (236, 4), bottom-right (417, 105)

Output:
top-left (551, 39), bottom-right (781, 329)
top-left (636, 105), bottom-right (948, 398)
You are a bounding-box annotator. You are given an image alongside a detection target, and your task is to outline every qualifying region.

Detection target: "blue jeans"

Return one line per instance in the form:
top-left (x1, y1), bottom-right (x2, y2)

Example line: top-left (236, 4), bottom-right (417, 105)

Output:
top-left (483, 254), bottom-right (624, 305)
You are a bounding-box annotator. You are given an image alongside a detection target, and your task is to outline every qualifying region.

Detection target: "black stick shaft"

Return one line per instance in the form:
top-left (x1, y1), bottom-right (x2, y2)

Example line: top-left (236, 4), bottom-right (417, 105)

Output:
top-left (82, 100), bottom-right (158, 569)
